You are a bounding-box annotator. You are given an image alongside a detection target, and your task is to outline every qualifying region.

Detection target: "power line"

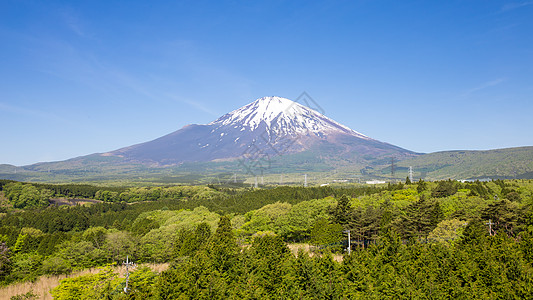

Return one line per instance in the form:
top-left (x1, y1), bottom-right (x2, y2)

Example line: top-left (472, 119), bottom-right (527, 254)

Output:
top-left (122, 255), bottom-right (136, 294)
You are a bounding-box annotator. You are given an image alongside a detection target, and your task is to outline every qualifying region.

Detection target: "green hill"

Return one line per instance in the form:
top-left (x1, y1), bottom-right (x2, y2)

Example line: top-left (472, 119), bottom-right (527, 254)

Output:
top-left (394, 146), bottom-right (533, 180)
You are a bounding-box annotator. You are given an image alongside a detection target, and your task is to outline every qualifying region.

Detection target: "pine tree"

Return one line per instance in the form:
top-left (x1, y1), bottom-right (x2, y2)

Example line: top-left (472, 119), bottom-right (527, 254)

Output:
top-left (331, 194), bottom-right (352, 226)
top-left (209, 216), bottom-right (238, 274)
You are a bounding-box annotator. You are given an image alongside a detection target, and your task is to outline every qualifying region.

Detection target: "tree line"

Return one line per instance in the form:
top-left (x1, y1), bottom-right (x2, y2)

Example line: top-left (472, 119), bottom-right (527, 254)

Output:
top-left (1, 179), bottom-right (532, 299)
top-left (50, 214), bottom-right (533, 299)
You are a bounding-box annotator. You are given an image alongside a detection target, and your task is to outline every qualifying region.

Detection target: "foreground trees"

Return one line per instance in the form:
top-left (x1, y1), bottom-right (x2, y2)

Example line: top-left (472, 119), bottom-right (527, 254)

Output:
top-left (2, 179), bottom-right (533, 298)
top-left (49, 214), bottom-right (533, 299)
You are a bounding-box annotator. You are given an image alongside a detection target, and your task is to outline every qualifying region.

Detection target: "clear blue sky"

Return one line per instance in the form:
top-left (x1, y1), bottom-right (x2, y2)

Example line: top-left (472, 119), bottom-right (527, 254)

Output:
top-left (1, 0), bottom-right (532, 166)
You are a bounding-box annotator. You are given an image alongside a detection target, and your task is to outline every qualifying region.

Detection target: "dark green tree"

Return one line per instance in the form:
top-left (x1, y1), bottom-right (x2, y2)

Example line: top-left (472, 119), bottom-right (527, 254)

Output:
top-left (481, 200), bottom-right (519, 237)
top-left (431, 180), bottom-right (458, 198)
top-left (250, 234), bottom-right (290, 294)
top-left (331, 194), bottom-right (353, 226)
top-left (416, 179), bottom-right (427, 194)
top-left (209, 216), bottom-right (238, 274)
top-left (0, 242), bottom-right (12, 281)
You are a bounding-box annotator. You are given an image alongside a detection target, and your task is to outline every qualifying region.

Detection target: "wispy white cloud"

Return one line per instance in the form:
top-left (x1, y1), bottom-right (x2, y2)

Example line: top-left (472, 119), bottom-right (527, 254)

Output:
top-left (164, 94), bottom-right (220, 118)
top-left (0, 102), bottom-right (71, 124)
top-left (60, 7), bottom-right (86, 37)
top-left (500, 1), bottom-right (533, 13)
top-left (461, 78), bottom-right (506, 98)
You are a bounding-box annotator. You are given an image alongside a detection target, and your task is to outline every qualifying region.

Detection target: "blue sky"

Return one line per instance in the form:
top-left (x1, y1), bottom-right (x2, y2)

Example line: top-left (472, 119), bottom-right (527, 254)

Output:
top-left (1, 0), bottom-right (532, 166)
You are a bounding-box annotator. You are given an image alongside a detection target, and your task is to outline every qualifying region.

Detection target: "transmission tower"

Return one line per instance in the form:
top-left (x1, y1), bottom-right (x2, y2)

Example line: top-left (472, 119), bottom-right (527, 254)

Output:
top-left (408, 166), bottom-right (413, 182)
top-left (254, 176), bottom-right (258, 188)
top-left (304, 174), bottom-right (308, 187)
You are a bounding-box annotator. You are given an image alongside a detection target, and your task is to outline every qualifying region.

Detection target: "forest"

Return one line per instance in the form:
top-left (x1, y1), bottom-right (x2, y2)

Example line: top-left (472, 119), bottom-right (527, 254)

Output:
top-left (1, 179), bottom-right (533, 299)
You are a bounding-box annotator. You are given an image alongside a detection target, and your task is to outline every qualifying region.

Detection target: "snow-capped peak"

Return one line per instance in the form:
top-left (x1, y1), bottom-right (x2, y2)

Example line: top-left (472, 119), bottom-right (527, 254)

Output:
top-left (209, 96), bottom-right (370, 139)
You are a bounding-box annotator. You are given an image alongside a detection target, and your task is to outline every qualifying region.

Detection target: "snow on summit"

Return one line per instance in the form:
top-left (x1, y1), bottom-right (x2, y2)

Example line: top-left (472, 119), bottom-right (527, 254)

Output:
top-left (209, 96), bottom-right (370, 139)
top-left (108, 95), bottom-right (415, 165)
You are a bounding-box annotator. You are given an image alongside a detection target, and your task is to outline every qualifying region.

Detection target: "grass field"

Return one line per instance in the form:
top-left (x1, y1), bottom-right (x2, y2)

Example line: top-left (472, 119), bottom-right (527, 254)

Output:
top-left (0, 263), bottom-right (169, 300)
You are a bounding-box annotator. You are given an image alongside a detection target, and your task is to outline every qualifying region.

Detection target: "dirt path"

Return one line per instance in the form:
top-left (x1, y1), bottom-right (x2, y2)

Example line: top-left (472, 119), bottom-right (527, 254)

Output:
top-left (49, 198), bottom-right (102, 206)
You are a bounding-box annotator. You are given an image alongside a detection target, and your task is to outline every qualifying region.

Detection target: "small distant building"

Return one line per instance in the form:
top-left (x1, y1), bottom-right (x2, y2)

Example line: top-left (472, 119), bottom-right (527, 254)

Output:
top-left (366, 180), bottom-right (387, 184)
top-left (333, 179), bottom-right (349, 183)
top-left (460, 178), bottom-right (492, 183)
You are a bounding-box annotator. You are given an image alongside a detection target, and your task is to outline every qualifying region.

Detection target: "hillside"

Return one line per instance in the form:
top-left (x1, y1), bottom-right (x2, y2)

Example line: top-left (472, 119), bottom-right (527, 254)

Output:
top-left (394, 146), bottom-right (533, 180)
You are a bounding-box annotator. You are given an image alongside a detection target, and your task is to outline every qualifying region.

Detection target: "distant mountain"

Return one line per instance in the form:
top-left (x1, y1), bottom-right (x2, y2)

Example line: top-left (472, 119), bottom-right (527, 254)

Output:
top-left (394, 146), bottom-right (533, 180)
top-left (3, 96), bottom-right (531, 183)
top-left (105, 96), bottom-right (416, 166)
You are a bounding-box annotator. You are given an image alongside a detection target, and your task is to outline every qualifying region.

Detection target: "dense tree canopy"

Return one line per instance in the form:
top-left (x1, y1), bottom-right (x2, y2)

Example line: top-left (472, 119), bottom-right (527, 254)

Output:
top-left (1, 179), bottom-right (533, 298)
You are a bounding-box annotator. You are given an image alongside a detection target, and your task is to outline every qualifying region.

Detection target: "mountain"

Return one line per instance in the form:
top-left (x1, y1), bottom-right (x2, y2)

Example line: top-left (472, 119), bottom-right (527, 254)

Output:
top-left (106, 96), bottom-right (416, 166)
top-left (393, 146), bottom-right (533, 180)
top-left (5, 96), bottom-right (530, 184)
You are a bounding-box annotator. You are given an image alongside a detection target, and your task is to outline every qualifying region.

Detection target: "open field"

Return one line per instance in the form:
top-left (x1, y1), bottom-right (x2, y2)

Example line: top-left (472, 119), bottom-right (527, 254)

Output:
top-left (0, 263), bottom-right (169, 300)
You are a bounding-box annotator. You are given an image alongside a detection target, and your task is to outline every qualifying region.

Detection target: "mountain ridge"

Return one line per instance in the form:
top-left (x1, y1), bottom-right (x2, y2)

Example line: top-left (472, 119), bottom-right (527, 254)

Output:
top-left (105, 96), bottom-right (415, 166)
top-left (1, 96), bottom-right (531, 183)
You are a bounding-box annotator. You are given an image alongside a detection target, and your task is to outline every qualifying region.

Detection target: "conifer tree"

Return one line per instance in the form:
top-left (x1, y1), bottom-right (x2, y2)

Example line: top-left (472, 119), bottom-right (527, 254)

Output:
top-left (331, 194), bottom-right (352, 226)
top-left (209, 216), bottom-right (238, 274)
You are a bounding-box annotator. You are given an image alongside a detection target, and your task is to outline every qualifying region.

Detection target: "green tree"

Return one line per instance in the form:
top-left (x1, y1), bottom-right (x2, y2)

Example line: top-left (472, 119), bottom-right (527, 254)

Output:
top-left (310, 218), bottom-right (343, 251)
top-left (104, 231), bottom-right (135, 262)
top-left (481, 199), bottom-right (519, 237)
top-left (417, 179), bottom-right (427, 194)
top-left (431, 180), bottom-right (458, 198)
top-left (209, 216), bottom-right (238, 274)
top-left (0, 242), bottom-right (12, 280)
top-left (82, 226), bottom-right (107, 249)
top-left (427, 218), bottom-right (466, 242)
top-left (250, 234), bottom-right (291, 294)
top-left (396, 198), bottom-right (443, 240)
top-left (331, 194), bottom-right (352, 226)
top-left (50, 267), bottom-right (119, 300)
top-left (40, 257), bottom-right (72, 275)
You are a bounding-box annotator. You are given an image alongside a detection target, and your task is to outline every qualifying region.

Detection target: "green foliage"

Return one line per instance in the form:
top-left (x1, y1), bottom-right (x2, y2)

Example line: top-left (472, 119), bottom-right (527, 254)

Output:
top-left (3, 183), bottom-right (50, 209)
top-left (395, 146), bottom-right (533, 180)
top-left (249, 234), bottom-right (291, 294)
top-left (10, 289), bottom-right (38, 300)
top-left (104, 231), bottom-right (136, 263)
top-left (0, 241), bottom-right (12, 279)
top-left (209, 216), bottom-right (238, 273)
top-left (130, 217), bottom-right (159, 236)
top-left (240, 202), bottom-right (292, 237)
top-left (417, 179), bottom-right (427, 193)
top-left (122, 266), bottom-right (159, 298)
top-left (395, 197), bottom-right (444, 239)
top-left (10, 252), bottom-right (42, 281)
top-left (12, 234), bottom-right (27, 254)
top-left (82, 226), bottom-right (107, 248)
top-left (481, 199), bottom-right (520, 237)
top-left (331, 194), bottom-right (352, 225)
top-left (310, 218), bottom-right (343, 250)
top-left (432, 180), bottom-right (459, 198)
top-left (427, 218), bottom-right (466, 242)
top-left (40, 256), bottom-right (71, 275)
top-left (274, 197), bottom-right (336, 241)
top-left (173, 222), bottom-right (211, 259)
top-left (2, 179), bottom-right (533, 297)
top-left (50, 267), bottom-right (119, 300)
